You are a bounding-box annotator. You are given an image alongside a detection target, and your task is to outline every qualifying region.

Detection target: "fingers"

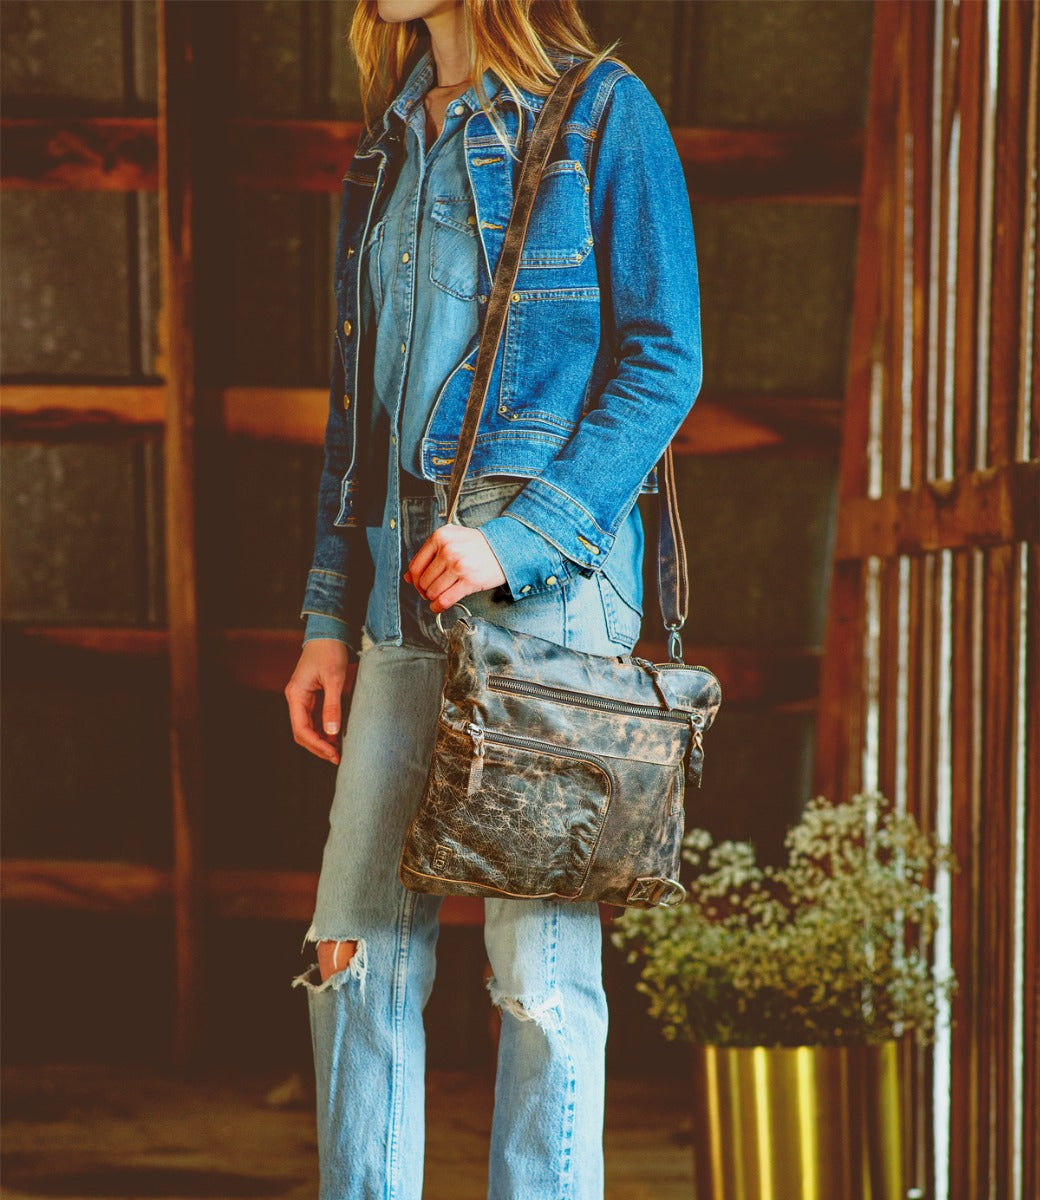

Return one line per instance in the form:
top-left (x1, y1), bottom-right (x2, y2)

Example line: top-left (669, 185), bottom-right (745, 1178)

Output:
top-left (416, 530), bottom-right (454, 595)
top-left (406, 526), bottom-right (507, 609)
top-left (284, 655), bottom-right (347, 764)
top-left (406, 535), bottom-right (439, 591)
top-left (321, 689), bottom-right (342, 738)
top-left (429, 577), bottom-right (475, 613)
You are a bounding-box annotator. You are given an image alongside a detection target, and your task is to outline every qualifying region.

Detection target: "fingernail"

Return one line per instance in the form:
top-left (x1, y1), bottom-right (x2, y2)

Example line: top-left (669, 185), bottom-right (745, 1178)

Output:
top-left (325, 722), bottom-right (338, 734)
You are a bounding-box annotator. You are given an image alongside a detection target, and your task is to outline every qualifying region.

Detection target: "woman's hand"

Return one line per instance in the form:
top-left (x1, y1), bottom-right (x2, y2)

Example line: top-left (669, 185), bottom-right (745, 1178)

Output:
top-left (284, 639), bottom-right (350, 764)
top-left (405, 525), bottom-right (506, 612)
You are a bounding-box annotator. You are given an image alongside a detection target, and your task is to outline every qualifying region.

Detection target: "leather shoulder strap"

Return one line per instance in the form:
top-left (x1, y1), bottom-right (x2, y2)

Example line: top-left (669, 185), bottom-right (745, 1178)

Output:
top-left (442, 59), bottom-right (690, 651)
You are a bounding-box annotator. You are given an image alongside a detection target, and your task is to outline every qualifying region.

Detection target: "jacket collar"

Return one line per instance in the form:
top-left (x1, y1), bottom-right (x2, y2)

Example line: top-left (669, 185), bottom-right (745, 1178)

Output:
top-left (359, 47), bottom-right (580, 154)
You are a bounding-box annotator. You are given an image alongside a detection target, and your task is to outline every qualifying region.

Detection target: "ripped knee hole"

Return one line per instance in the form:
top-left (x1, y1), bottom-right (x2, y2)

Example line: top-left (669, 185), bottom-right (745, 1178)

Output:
top-left (317, 939), bottom-right (359, 982)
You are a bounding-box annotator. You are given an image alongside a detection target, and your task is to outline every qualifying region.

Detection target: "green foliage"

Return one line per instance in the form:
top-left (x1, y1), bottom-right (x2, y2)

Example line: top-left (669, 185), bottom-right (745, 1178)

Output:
top-left (612, 793), bottom-right (957, 1047)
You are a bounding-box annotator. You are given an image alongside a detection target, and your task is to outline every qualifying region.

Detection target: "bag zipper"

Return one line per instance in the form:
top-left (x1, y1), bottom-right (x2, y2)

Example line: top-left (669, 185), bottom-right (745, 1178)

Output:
top-left (463, 720), bottom-right (614, 798)
top-left (486, 673), bottom-right (705, 727)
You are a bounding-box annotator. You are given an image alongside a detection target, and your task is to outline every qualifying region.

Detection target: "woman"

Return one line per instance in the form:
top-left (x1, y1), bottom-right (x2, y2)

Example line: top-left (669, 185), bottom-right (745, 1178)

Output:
top-left (284, 1), bottom-right (701, 1196)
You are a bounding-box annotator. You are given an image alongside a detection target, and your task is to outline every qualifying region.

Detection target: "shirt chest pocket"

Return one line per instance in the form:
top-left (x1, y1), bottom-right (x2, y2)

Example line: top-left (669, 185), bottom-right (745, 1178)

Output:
top-left (430, 196), bottom-right (481, 301)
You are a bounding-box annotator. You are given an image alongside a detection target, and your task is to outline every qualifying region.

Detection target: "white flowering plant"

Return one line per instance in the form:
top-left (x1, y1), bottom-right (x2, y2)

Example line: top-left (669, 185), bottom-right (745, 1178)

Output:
top-left (612, 793), bottom-right (957, 1047)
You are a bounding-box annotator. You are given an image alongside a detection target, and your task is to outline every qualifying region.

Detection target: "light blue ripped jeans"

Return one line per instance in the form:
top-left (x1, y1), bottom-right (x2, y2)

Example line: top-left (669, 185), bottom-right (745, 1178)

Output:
top-left (292, 477), bottom-right (645, 1200)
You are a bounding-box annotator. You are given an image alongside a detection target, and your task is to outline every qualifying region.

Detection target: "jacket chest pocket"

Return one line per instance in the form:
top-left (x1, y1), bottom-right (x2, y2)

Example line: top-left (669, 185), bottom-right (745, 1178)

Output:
top-left (430, 196), bottom-right (480, 301)
top-left (519, 158), bottom-right (594, 268)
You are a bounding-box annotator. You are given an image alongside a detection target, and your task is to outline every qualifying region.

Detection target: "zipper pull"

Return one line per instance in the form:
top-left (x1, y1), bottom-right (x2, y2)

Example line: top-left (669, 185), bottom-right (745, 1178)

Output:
top-left (685, 714), bottom-right (705, 789)
top-left (465, 722), bottom-right (486, 796)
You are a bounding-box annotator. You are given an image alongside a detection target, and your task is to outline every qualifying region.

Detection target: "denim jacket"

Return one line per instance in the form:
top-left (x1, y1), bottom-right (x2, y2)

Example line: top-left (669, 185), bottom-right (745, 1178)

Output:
top-left (300, 49), bottom-right (702, 647)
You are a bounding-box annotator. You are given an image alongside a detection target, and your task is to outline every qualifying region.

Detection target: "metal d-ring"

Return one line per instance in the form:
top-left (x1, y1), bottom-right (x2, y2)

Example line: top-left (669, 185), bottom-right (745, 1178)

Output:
top-left (434, 601), bottom-right (473, 637)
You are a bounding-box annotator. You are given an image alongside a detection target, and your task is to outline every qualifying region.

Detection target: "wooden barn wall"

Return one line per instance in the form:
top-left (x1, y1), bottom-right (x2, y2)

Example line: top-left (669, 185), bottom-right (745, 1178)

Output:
top-left (1, 1), bottom-right (872, 1072)
top-left (814, 3), bottom-right (1038, 1198)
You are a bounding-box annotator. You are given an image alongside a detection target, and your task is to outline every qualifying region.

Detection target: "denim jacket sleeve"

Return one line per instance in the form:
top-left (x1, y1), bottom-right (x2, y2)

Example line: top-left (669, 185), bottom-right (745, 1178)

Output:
top-left (482, 72), bottom-right (702, 574)
top-left (479, 513), bottom-right (576, 599)
top-left (297, 331), bottom-right (368, 652)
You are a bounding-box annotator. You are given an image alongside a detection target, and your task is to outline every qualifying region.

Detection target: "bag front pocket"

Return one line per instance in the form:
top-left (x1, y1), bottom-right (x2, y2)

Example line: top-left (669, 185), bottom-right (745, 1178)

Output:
top-left (405, 720), bottom-right (614, 899)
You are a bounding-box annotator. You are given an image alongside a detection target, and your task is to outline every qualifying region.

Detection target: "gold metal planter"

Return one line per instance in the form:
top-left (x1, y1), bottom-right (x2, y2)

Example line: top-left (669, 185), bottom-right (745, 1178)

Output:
top-left (689, 1041), bottom-right (907, 1200)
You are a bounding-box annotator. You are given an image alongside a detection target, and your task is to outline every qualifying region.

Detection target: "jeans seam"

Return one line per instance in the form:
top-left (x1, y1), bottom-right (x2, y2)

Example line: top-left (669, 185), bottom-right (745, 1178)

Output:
top-left (386, 885), bottom-right (417, 1199)
top-left (547, 905), bottom-right (576, 1200)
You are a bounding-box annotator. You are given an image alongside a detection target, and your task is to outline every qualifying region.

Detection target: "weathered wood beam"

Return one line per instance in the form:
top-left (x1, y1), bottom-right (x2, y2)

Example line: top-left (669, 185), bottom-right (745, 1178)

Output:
top-left (0, 384), bottom-right (166, 431)
top-left (1, 384), bottom-right (842, 453)
top-left (833, 461), bottom-right (1040, 559)
top-left (0, 117), bottom-right (158, 190)
top-left (2, 116), bottom-right (861, 203)
top-left (669, 125), bottom-right (862, 203)
top-left (5, 623), bottom-right (819, 708)
top-left (0, 859), bottom-right (486, 926)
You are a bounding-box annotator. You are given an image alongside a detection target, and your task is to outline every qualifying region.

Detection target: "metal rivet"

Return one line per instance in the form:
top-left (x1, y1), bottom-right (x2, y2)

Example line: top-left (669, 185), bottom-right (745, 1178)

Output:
top-left (520, 585), bottom-right (532, 595)
top-left (467, 214), bottom-right (477, 224)
top-left (511, 292), bottom-right (520, 302)
top-left (546, 575), bottom-right (558, 587)
top-left (478, 294), bottom-right (488, 303)
top-left (342, 319), bottom-right (352, 336)
top-left (400, 342), bottom-right (406, 354)
top-left (342, 393), bottom-right (351, 409)
top-left (389, 518), bottom-right (397, 529)
top-left (401, 251), bottom-right (410, 263)
top-left (346, 245), bottom-right (355, 256)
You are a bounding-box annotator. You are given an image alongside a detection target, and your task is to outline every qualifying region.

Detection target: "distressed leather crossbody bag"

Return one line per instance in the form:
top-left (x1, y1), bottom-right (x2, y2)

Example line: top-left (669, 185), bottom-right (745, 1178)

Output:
top-left (398, 61), bottom-right (721, 910)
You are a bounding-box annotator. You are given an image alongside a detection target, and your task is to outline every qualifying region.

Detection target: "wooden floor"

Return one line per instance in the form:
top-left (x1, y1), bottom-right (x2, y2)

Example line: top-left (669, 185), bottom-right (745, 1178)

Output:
top-left (1, 1065), bottom-right (696, 1199)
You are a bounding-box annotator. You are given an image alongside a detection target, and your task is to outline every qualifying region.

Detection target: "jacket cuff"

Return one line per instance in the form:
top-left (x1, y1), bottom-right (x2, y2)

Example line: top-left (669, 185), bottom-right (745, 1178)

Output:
top-left (302, 612), bottom-right (353, 647)
top-left (479, 514), bottom-right (576, 599)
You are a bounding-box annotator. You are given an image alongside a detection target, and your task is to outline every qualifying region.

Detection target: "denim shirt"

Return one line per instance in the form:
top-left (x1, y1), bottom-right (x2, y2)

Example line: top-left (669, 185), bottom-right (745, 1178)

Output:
top-left (300, 49), bottom-right (701, 652)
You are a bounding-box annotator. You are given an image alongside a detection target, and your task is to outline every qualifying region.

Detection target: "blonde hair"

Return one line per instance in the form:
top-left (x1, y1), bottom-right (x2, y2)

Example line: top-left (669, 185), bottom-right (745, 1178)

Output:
top-left (349, 0), bottom-right (620, 154)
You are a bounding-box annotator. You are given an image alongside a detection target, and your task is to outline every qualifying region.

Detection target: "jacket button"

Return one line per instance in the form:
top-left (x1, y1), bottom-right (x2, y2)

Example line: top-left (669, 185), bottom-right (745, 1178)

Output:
top-left (342, 319), bottom-right (352, 336)
top-left (389, 518), bottom-right (397, 529)
top-left (401, 251), bottom-right (410, 263)
top-left (520, 585), bottom-right (533, 595)
top-left (342, 393), bottom-right (351, 409)
top-left (511, 292), bottom-right (520, 302)
top-left (545, 576), bottom-right (558, 587)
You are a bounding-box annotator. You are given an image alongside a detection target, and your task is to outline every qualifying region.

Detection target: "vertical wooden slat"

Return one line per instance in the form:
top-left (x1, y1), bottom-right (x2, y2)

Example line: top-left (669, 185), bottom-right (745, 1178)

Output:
top-left (950, 0), bottom-right (983, 478)
top-left (988, 0), bottom-right (1028, 469)
top-left (814, 0), bottom-right (904, 801)
top-left (1023, 544), bottom-right (1039, 1200)
top-left (157, 0), bottom-right (206, 1066)
top-left (947, 548), bottom-right (977, 1192)
top-left (984, 546), bottom-right (1015, 1198)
